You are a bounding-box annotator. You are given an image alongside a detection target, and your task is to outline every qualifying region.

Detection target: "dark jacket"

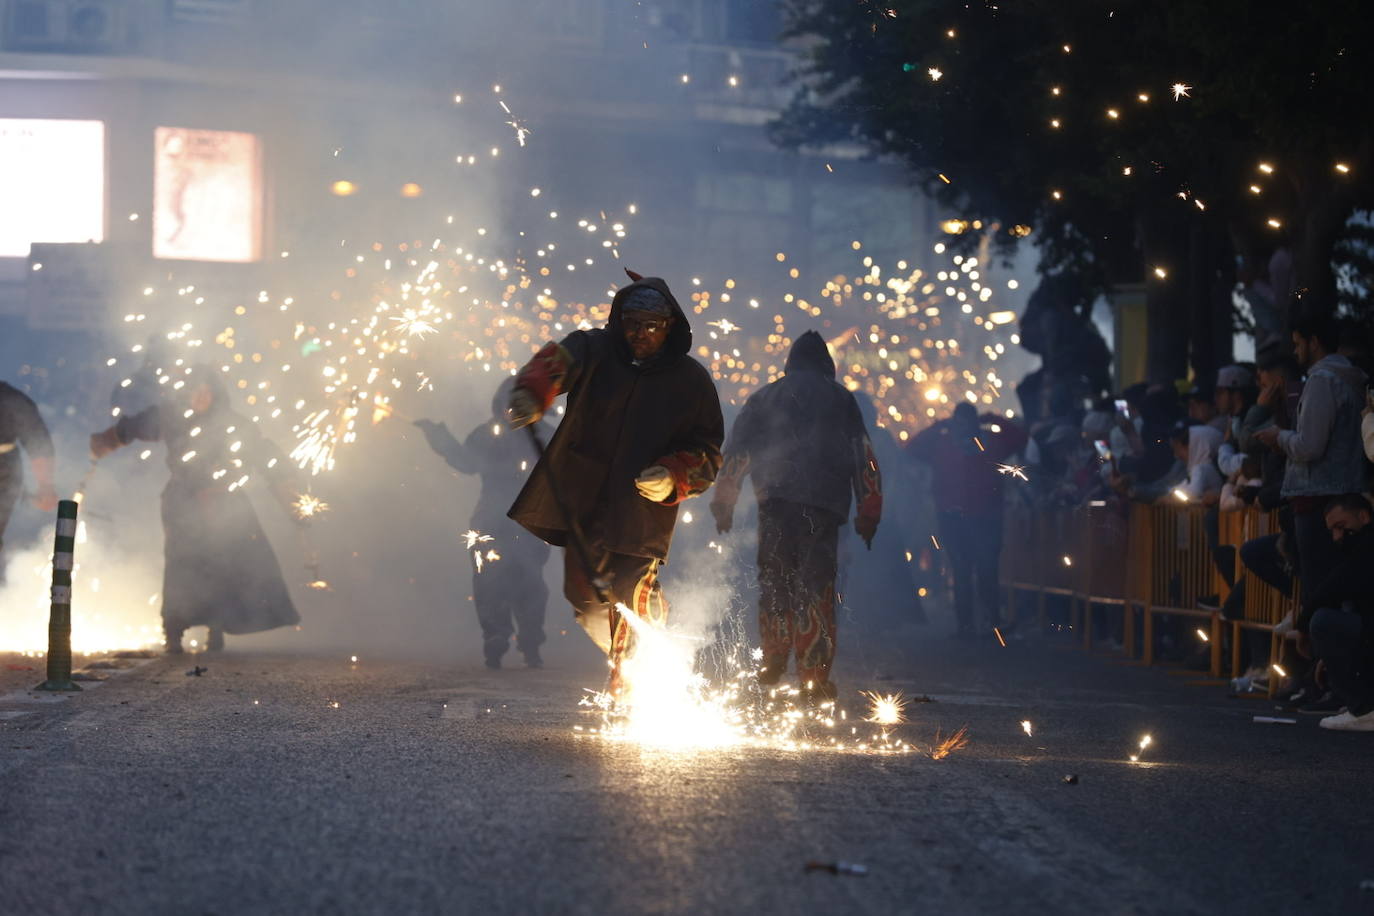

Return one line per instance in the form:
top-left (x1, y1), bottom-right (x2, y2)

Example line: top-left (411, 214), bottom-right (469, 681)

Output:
top-left (0, 381), bottom-right (54, 487)
top-left (508, 276), bottom-right (724, 561)
top-left (907, 413), bottom-right (1028, 516)
top-left (1298, 523), bottom-right (1374, 635)
top-left (711, 331), bottom-right (881, 526)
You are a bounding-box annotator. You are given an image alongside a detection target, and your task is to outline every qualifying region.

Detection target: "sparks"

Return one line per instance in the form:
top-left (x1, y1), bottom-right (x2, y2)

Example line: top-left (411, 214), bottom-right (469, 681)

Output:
top-left (995, 463), bottom-right (1028, 481)
top-left (292, 493), bottom-right (330, 519)
top-left (862, 691), bottom-right (909, 725)
top-left (463, 529), bottom-right (495, 550)
top-left (1171, 82), bottom-right (1192, 100)
top-left (928, 725), bottom-right (970, 760)
top-left (1020, 720), bottom-right (1033, 737)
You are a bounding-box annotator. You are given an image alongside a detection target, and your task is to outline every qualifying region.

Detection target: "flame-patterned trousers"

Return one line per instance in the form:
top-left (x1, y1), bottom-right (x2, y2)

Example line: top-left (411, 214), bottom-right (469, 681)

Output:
top-left (757, 499), bottom-right (841, 685)
top-left (562, 549), bottom-right (667, 669)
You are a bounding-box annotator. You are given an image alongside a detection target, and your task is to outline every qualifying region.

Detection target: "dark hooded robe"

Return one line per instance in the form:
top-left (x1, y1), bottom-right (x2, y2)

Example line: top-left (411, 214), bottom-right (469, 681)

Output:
top-left (508, 276), bottom-right (724, 562)
top-left (113, 378), bottom-right (300, 637)
top-left (710, 331), bottom-right (882, 687)
top-left (417, 378), bottom-right (551, 664)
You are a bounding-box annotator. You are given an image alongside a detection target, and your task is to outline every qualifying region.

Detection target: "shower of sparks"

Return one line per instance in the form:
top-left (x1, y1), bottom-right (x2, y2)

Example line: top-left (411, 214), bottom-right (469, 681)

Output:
top-left (292, 493), bottom-right (330, 519)
top-left (1171, 82), bottom-right (1192, 100)
top-left (996, 463), bottom-right (1028, 481)
top-left (576, 604), bottom-right (921, 754)
top-left (1020, 719), bottom-right (1033, 737)
top-left (68, 77), bottom-right (1026, 658)
top-left (862, 691), bottom-right (909, 725)
top-left (927, 725), bottom-right (970, 760)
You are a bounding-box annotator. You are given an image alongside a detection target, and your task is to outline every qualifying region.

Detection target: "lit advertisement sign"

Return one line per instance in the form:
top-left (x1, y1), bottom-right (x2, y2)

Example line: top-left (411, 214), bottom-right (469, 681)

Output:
top-left (153, 127), bottom-right (262, 262)
top-left (0, 119), bottom-right (106, 258)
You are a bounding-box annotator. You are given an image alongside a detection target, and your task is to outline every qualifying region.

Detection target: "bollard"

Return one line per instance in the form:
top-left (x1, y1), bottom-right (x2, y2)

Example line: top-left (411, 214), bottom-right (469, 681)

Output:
top-left (35, 499), bottom-right (81, 692)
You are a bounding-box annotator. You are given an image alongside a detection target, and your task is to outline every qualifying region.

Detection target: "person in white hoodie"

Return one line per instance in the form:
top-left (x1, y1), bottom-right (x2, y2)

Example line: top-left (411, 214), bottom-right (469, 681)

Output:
top-left (1166, 421), bottom-right (1223, 504)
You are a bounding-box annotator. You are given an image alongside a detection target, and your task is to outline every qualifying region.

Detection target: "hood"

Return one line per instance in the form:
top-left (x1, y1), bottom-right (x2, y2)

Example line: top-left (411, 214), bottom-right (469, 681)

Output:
top-left (1187, 424), bottom-right (1223, 470)
top-left (785, 330), bottom-right (837, 377)
top-left (1312, 353), bottom-right (1368, 392)
top-left (607, 272), bottom-right (691, 364)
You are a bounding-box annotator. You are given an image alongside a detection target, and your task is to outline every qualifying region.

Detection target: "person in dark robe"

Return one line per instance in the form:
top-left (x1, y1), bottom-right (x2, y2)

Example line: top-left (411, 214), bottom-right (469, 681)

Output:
top-left (1, 381), bottom-right (58, 581)
top-left (90, 369), bottom-right (303, 653)
top-left (415, 378), bottom-right (552, 669)
top-left (506, 270), bottom-right (724, 696)
top-left (708, 331), bottom-right (882, 700)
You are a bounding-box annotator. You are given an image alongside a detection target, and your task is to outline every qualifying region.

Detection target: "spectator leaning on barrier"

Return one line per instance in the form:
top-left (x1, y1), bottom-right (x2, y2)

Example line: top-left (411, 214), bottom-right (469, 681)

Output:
top-left (1254, 311), bottom-right (1368, 599)
top-left (1185, 383), bottom-right (1229, 436)
top-left (1214, 364), bottom-right (1257, 478)
top-left (1296, 494), bottom-right (1374, 731)
top-left (1168, 421), bottom-right (1224, 505)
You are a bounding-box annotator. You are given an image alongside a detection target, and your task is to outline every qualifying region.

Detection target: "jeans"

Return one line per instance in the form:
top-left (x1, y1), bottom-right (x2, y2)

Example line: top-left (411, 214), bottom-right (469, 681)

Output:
top-left (1309, 606), bottom-right (1374, 716)
top-left (1293, 508), bottom-right (1343, 599)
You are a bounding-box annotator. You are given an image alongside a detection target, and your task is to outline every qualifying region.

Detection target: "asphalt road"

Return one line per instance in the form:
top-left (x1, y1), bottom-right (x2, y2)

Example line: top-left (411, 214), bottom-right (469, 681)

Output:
top-left (2, 623), bottom-right (1372, 916)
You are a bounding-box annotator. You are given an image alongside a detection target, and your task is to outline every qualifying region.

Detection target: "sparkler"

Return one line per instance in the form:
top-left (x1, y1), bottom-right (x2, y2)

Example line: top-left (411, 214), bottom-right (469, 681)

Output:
top-left (1020, 719), bottom-right (1033, 737)
top-left (1129, 733), bottom-right (1154, 763)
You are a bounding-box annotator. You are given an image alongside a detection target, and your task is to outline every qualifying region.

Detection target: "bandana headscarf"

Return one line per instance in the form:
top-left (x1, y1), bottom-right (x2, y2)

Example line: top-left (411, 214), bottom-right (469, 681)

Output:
top-left (621, 287), bottom-right (672, 316)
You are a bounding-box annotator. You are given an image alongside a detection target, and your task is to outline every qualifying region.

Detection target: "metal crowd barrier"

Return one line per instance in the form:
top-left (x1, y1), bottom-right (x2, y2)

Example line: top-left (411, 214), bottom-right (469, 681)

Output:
top-left (1000, 502), bottom-right (1295, 682)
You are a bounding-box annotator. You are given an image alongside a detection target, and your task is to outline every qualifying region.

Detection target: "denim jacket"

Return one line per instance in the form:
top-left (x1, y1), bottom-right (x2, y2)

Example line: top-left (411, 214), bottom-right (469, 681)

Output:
top-left (1280, 355), bottom-right (1368, 498)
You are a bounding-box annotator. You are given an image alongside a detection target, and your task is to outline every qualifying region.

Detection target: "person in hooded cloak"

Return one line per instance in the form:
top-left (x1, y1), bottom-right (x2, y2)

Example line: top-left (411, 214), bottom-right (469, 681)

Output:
top-left (415, 378), bottom-right (552, 669)
top-left (709, 331), bottom-right (882, 700)
top-left (506, 271), bottom-right (723, 694)
top-left (90, 369), bottom-right (303, 653)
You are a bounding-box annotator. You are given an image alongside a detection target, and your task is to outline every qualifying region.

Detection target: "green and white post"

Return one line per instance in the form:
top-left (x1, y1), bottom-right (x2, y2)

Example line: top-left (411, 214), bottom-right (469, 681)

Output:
top-left (35, 499), bottom-right (81, 692)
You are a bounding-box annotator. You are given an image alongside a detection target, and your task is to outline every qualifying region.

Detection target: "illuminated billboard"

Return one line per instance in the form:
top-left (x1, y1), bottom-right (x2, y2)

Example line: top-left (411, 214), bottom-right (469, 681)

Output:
top-left (0, 119), bottom-right (106, 258)
top-left (153, 127), bottom-right (262, 262)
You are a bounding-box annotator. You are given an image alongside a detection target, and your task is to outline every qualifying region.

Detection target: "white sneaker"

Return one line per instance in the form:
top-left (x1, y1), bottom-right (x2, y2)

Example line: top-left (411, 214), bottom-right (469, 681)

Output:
top-left (1273, 612), bottom-right (1294, 636)
top-left (1319, 708), bottom-right (1374, 731)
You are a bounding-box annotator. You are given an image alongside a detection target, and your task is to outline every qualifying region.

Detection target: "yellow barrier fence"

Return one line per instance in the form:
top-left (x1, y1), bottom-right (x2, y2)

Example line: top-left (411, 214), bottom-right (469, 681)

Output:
top-left (1000, 502), bottom-right (1297, 682)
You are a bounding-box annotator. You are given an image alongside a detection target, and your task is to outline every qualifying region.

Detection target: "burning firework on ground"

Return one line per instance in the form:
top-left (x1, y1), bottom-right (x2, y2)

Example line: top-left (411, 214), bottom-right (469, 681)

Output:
top-left (569, 603), bottom-right (975, 757)
top-left (862, 690), bottom-right (910, 725)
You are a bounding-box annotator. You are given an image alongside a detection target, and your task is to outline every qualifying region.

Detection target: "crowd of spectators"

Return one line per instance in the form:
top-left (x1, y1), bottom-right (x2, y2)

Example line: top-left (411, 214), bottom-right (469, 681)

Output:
top-left (998, 311), bottom-right (1374, 732)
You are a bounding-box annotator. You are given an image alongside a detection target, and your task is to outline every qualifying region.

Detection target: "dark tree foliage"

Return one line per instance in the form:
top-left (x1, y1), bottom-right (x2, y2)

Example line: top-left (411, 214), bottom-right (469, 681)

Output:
top-left (773, 0), bottom-right (1374, 372)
